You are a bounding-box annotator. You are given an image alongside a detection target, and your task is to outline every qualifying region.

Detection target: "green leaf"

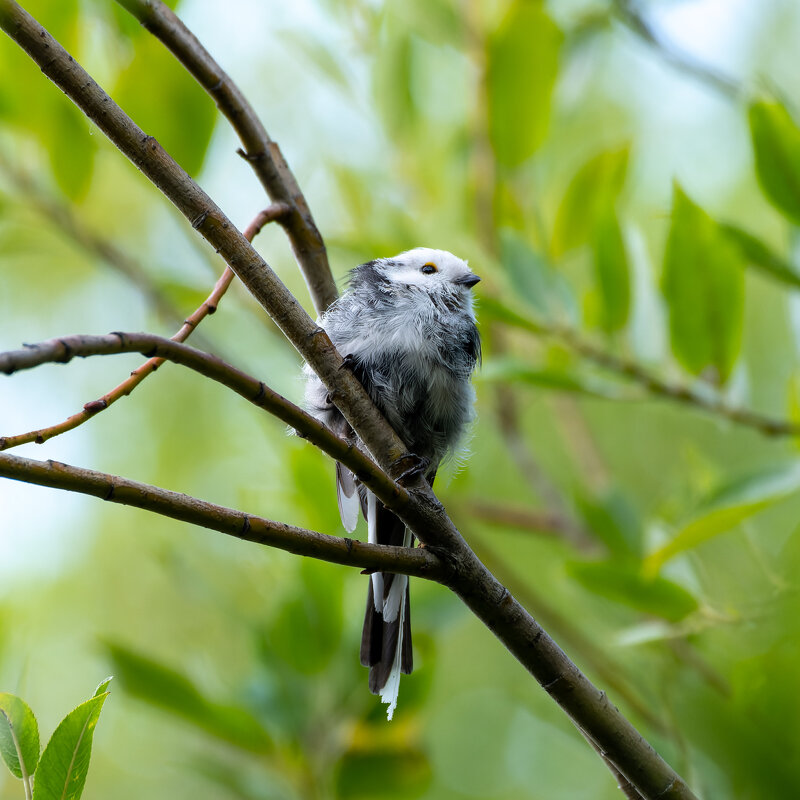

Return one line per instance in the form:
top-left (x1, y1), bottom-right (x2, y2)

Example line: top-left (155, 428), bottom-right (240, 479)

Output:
top-left (591, 206), bottom-right (631, 333)
top-left (553, 146), bottom-right (629, 257)
top-left (499, 230), bottom-right (552, 312)
top-left (108, 0), bottom-right (181, 38)
top-left (113, 36), bottom-right (217, 175)
top-left (661, 184), bottom-right (745, 383)
top-left (477, 296), bottom-right (547, 335)
top-left (720, 222), bottom-right (800, 290)
top-left (335, 747), bottom-right (432, 799)
top-left (104, 642), bottom-right (271, 753)
top-left (155, 279), bottom-right (212, 314)
top-left (23, 0), bottom-right (80, 49)
top-left (44, 100), bottom-right (97, 200)
top-left (373, 30), bottom-right (416, 138)
top-left (0, 694), bottom-right (40, 780)
top-left (574, 489), bottom-right (642, 559)
top-left (498, 230), bottom-right (576, 316)
top-left (282, 32), bottom-right (352, 92)
top-left (32, 689), bottom-right (110, 800)
top-left (568, 560), bottom-right (698, 622)
top-left (478, 357), bottom-right (626, 399)
top-left (646, 461), bottom-right (800, 572)
top-left (486, 2), bottom-right (562, 167)
top-left (264, 559), bottom-right (344, 675)
top-left (93, 677), bottom-right (113, 697)
top-left (386, 0), bottom-right (465, 48)
top-left (749, 100), bottom-right (800, 225)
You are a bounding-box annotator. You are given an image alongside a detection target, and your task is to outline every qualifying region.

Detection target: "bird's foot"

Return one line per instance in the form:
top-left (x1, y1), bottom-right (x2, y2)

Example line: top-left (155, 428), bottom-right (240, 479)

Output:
top-left (391, 453), bottom-right (430, 486)
top-left (339, 353), bottom-right (358, 371)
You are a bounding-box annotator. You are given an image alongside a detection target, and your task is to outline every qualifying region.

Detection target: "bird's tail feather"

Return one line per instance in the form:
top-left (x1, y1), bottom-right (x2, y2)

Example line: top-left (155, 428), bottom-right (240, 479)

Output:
top-left (360, 497), bottom-right (414, 719)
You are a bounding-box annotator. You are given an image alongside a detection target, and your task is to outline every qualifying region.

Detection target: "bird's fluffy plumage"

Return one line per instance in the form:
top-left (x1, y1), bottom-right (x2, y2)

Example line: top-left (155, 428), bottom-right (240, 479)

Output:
top-left (304, 247), bottom-right (481, 719)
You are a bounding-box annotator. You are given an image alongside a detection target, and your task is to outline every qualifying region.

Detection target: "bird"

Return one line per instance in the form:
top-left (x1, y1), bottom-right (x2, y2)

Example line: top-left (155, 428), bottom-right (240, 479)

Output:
top-left (304, 247), bottom-right (481, 719)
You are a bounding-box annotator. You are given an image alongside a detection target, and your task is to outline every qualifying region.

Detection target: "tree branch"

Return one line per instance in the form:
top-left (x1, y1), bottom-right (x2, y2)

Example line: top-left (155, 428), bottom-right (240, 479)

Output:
top-left (485, 298), bottom-right (800, 439)
top-left (612, 0), bottom-right (742, 101)
top-left (0, 332), bottom-right (407, 518)
top-left (465, 529), bottom-right (666, 735)
top-left (0, 205), bottom-right (289, 450)
top-left (0, 5), bottom-right (699, 796)
top-left (114, 0), bottom-right (338, 315)
top-left (0, 0), bottom-right (408, 474)
top-left (0, 150), bottom-right (207, 341)
top-left (0, 451), bottom-right (442, 580)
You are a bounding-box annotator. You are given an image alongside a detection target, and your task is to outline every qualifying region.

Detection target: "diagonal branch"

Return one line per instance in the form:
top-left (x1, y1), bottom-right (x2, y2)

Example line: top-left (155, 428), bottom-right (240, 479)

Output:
top-left (0, 1), bottom-right (407, 473)
top-left (0, 5), bottom-right (698, 796)
top-left (0, 151), bottom-right (202, 338)
top-left (0, 451), bottom-right (442, 580)
top-left (612, 0), bottom-right (742, 101)
top-left (484, 298), bottom-right (800, 439)
top-left (0, 204), bottom-right (289, 451)
top-left (114, 0), bottom-right (338, 315)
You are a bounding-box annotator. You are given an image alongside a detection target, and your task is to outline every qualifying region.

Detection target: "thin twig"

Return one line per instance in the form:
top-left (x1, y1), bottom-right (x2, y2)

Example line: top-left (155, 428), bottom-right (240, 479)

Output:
top-left (494, 385), bottom-right (596, 549)
top-left (0, 332), bottom-right (408, 514)
top-left (0, 204), bottom-right (289, 451)
top-left (114, 0), bottom-right (337, 314)
top-left (465, 500), bottom-right (585, 539)
top-left (0, 6), bottom-right (699, 796)
top-left (486, 298), bottom-right (800, 439)
top-left (0, 152), bottom-right (210, 343)
top-left (0, 451), bottom-right (442, 580)
top-left (612, 0), bottom-right (742, 101)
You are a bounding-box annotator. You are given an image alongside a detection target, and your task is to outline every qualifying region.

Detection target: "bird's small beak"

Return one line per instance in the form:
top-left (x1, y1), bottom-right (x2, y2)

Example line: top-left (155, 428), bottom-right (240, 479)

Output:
top-left (455, 274), bottom-right (481, 289)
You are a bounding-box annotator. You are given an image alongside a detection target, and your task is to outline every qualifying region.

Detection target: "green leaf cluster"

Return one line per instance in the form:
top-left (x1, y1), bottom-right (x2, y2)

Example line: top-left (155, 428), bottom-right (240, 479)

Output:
top-left (0, 681), bottom-right (111, 800)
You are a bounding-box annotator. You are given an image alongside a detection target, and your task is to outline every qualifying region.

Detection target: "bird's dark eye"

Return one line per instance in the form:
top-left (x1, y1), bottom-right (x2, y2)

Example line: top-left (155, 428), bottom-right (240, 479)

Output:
top-left (421, 263), bottom-right (437, 275)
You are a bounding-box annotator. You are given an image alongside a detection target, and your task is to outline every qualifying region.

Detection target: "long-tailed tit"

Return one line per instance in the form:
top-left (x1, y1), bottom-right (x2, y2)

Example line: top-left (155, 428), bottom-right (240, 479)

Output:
top-left (304, 248), bottom-right (481, 719)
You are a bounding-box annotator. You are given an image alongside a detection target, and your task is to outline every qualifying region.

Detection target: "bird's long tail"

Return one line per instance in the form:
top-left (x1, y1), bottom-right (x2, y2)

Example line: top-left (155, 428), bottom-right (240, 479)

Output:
top-left (360, 493), bottom-right (413, 720)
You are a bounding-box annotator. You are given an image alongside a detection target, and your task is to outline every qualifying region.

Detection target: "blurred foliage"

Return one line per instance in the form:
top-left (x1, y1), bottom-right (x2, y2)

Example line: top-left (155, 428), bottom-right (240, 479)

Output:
top-left (3, 0), bottom-right (800, 798)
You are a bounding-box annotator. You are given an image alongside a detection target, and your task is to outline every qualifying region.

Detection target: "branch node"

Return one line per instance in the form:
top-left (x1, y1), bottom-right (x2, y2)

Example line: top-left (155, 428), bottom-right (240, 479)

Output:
top-left (104, 481), bottom-right (116, 501)
top-left (236, 147), bottom-right (265, 163)
top-left (83, 399), bottom-right (108, 413)
top-left (657, 778), bottom-right (678, 798)
top-left (494, 585), bottom-right (511, 607)
top-left (543, 675), bottom-right (564, 693)
top-left (55, 339), bottom-right (74, 363)
top-left (344, 537), bottom-right (353, 554)
top-left (191, 210), bottom-right (209, 229)
top-left (241, 515), bottom-right (251, 536)
top-left (34, 435), bottom-right (44, 444)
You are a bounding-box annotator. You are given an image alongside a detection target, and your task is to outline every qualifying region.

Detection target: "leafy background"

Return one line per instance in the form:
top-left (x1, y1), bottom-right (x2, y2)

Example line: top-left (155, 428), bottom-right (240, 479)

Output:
top-left (2, 0), bottom-right (800, 798)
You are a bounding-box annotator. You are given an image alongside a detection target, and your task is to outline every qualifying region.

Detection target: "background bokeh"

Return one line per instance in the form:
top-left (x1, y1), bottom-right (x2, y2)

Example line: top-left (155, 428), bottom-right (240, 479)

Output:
top-left (2, 0), bottom-right (800, 797)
